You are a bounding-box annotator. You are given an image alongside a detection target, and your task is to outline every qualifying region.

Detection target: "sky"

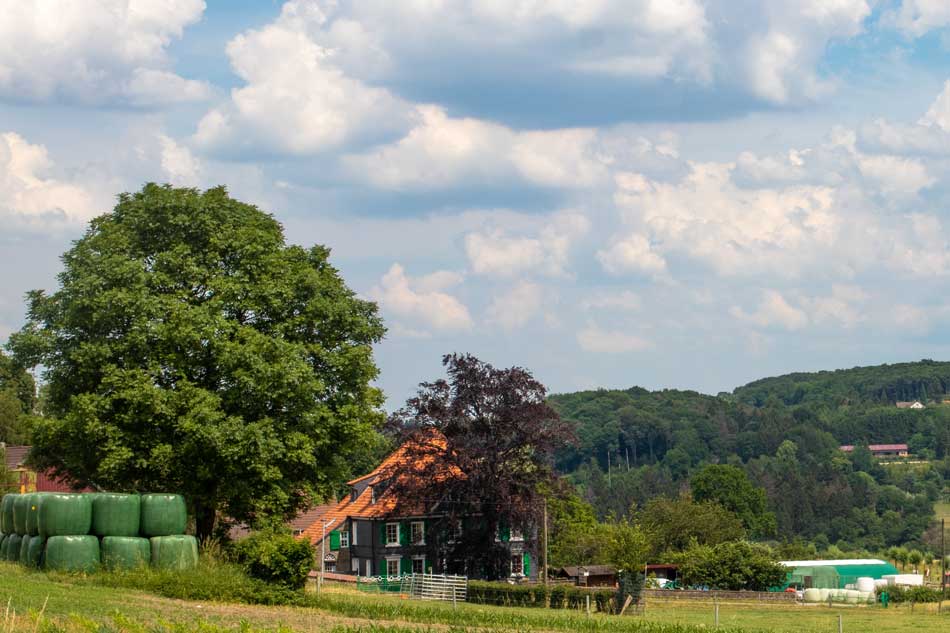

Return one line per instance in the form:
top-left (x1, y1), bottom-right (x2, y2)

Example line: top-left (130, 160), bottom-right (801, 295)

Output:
top-left (3, 1), bottom-right (950, 408)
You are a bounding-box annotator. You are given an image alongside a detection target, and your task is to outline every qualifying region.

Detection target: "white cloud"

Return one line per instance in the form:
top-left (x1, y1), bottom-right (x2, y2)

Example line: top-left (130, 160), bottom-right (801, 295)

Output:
top-left (856, 154), bottom-right (934, 195)
top-left (0, 0), bottom-right (210, 106)
top-left (581, 290), bottom-right (642, 312)
top-left (486, 281), bottom-right (544, 331)
top-left (195, 2), bottom-right (412, 155)
top-left (577, 323), bottom-right (652, 353)
top-left (159, 135), bottom-right (202, 187)
top-left (0, 132), bottom-right (99, 226)
top-left (465, 211), bottom-right (589, 278)
top-left (884, 0), bottom-right (950, 37)
top-left (919, 80), bottom-right (950, 132)
top-left (369, 264), bottom-right (473, 333)
top-left (731, 290), bottom-right (808, 331)
top-left (597, 233), bottom-right (668, 277)
top-left (802, 284), bottom-right (868, 328)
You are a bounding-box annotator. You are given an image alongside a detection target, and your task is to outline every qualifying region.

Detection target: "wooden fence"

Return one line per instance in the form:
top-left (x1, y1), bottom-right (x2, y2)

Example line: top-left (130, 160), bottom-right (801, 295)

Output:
top-left (643, 589), bottom-right (796, 603)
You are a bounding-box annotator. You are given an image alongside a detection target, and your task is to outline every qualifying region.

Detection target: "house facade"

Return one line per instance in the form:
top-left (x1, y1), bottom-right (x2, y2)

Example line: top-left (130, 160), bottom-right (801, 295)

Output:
top-left (300, 441), bottom-right (536, 580)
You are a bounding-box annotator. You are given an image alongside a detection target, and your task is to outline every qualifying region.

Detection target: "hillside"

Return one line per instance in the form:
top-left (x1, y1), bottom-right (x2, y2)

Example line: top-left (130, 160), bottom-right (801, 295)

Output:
top-left (548, 360), bottom-right (950, 551)
top-left (731, 359), bottom-right (950, 407)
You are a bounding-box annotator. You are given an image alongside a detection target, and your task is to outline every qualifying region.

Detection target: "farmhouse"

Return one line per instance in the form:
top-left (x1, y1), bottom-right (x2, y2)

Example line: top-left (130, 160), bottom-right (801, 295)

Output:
top-left (554, 565), bottom-right (617, 587)
top-left (895, 401), bottom-right (925, 409)
top-left (1, 444), bottom-right (90, 493)
top-left (299, 437), bottom-right (535, 580)
top-left (839, 444), bottom-right (909, 458)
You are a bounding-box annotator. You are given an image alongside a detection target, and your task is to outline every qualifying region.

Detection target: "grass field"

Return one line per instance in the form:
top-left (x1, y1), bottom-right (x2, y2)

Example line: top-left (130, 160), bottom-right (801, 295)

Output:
top-left (935, 501), bottom-right (950, 523)
top-left (0, 563), bottom-right (946, 633)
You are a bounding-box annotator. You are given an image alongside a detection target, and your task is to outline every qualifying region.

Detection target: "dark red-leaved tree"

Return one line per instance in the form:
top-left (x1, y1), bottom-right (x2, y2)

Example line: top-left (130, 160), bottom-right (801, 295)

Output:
top-left (385, 353), bottom-right (572, 580)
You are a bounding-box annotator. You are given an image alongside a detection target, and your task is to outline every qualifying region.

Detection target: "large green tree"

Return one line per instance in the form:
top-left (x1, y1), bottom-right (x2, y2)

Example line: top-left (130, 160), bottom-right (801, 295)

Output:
top-left (9, 184), bottom-right (386, 539)
top-left (691, 464), bottom-right (777, 538)
top-left (0, 349), bottom-right (36, 444)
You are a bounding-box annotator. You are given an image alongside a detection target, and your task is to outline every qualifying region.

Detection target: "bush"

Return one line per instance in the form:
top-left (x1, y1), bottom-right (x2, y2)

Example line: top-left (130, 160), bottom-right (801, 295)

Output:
top-left (467, 581), bottom-right (614, 612)
top-left (233, 529), bottom-right (314, 589)
top-left (879, 585), bottom-right (948, 604)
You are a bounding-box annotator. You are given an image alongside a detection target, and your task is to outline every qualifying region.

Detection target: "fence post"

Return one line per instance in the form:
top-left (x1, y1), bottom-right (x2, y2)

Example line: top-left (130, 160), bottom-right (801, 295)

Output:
top-left (715, 602), bottom-right (719, 628)
top-left (453, 584), bottom-right (457, 610)
top-left (586, 594), bottom-right (591, 618)
top-left (837, 614), bottom-right (842, 633)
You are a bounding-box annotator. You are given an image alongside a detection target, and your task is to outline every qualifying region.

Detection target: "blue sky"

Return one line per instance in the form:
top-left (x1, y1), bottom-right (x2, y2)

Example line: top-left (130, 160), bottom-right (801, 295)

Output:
top-left (3, 1), bottom-right (950, 407)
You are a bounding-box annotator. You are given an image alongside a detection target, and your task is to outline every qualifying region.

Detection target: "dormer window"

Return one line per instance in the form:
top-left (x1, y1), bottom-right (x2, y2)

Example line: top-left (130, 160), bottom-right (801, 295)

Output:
top-left (370, 486), bottom-right (376, 504)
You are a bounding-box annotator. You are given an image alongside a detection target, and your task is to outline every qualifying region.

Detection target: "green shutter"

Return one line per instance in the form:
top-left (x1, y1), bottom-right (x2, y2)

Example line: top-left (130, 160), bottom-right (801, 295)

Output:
top-left (500, 524), bottom-right (510, 542)
top-left (523, 552), bottom-right (531, 577)
top-left (399, 521), bottom-right (409, 546)
top-left (379, 522), bottom-right (386, 544)
top-left (380, 558), bottom-right (387, 578)
top-left (401, 557), bottom-right (412, 575)
top-left (329, 530), bottom-right (340, 551)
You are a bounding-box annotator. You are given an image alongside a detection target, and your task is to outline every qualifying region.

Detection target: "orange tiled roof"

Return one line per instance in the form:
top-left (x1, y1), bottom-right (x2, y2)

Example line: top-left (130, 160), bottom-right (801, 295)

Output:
top-left (299, 431), bottom-right (457, 545)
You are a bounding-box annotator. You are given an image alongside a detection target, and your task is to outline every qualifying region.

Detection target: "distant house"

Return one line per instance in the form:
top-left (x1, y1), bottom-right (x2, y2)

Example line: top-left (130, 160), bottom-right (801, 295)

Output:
top-left (1, 444), bottom-right (90, 493)
top-left (839, 444), bottom-right (909, 458)
top-left (895, 401), bottom-right (925, 409)
top-left (298, 435), bottom-right (536, 580)
top-left (554, 565), bottom-right (617, 587)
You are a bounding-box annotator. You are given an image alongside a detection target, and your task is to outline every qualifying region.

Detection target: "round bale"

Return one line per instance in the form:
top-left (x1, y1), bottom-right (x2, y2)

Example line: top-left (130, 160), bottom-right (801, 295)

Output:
top-left (26, 536), bottom-right (45, 568)
top-left (5, 534), bottom-right (23, 562)
top-left (92, 493), bottom-right (141, 537)
top-left (150, 535), bottom-right (198, 570)
top-left (101, 536), bottom-right (150, 570)
top-left (38, 493), bottom-right (92, 537)
top-left (140, 494), bottom-right (186, 537)
top-left (0, 494), bottom-right (15, 534)
top-left (12, 495), bottom-right (29, 535)
top-left (44, 535), bottom-right (100, 573)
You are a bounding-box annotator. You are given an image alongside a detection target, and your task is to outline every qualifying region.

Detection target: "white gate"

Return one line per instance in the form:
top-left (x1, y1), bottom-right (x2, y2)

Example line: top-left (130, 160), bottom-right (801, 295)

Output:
top-left (402, 573), bottom-right (468, 602)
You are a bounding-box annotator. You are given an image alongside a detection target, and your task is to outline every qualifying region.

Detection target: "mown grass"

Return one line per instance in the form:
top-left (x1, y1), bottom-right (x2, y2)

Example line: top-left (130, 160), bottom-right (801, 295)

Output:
top-left (0, 562), bottom-right (947, 633)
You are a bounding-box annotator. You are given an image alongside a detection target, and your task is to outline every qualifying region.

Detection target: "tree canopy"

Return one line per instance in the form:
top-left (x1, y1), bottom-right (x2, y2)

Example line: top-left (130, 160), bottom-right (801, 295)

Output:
top-left (0, 349), bottom-right (36, 444)
top-left (9, 184), bottom-right (386, 539)
top-left (386, 353), bottom-right (572, 580)
top-left (690, 464), bottom-right (776, 538)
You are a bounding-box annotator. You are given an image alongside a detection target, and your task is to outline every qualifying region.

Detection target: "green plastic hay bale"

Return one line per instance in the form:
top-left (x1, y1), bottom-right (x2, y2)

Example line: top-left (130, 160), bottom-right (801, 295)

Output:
top-left (0, 495), bottom-right (15, 534)
top-left (26, 536), bottom-right (45, 568)
top-left (101, 536), bottom-right (150, 570)
top-left (25, 492), bottom-right (51, 536)
top-left (18, 533), bottom-right (30, 565)
top-left (5, 534), bottom-right (22, 562)
top-left (140, 494), bottom-right (187, 537)
top-left (0, 534), bottom-right (7, 559)
top-left (44, 535), bottom-right (100, 573)
top-left (38, 493), bottom-right (92, 537)
top-left (92, 493), bottom-right (140, 537)
top-left (12, 495), bottom-right (29, 535)
top-left (150, 535), bottom-right (198, 570)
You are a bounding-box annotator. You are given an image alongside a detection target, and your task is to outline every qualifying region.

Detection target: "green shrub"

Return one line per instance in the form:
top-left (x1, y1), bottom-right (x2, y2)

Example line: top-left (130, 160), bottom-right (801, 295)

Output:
top-left (232, 529), bottom-right (314, 589)
top-left (878, 585), bottom-right (948, 604)
top-left (467, 581), bottom-right (613, 612)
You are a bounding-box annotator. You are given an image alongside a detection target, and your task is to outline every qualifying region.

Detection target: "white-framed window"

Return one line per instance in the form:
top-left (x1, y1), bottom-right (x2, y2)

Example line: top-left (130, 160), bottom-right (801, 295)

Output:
top-left (385, 522), bottom-right (400, 546)
top-left (351, 522), bottom-right (358, 545)
top-left (410, 521), bottom-right (425, 544)
top-left (352, 557), bottom-right (360, 573)
top-left (386, 557), bottom-right (400, 577)
top-left (510, 528), bottom-right (524, 541)
top-left (412, 556), bottom-right (425, 574)
top-left (365, 559), bottom-right (372, 576)
top-left (340, 531), bottom-right (350, 548)
top-left (510, 554), bottom-right (524, 576)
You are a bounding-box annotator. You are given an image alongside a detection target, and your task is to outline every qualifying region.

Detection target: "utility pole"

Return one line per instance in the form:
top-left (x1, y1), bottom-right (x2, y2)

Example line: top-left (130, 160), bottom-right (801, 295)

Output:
top-left (942, 518), bottom-right (946, 592)
top-left (542, 498), bottom-right (549, 586)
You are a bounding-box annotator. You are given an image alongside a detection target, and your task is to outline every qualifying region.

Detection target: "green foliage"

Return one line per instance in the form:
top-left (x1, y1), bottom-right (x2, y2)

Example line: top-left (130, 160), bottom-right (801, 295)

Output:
top-left (547, 492), bottom-right (604, 568)
top-left (690, 465), bottom-right (776, 538)
top-left (675, 541), bottom-right (785, 591)
top-left (467, 581), bottom-right (615, 612)
top-left (637, 494), bottom-right (745, 555)
top-left (0, 349), bottom-right (36, 444)
top-left (878, 584), bottom-right (949, 603)
top-left (8, 184), bottom-right (386, 538)
top-left (232, 529), bottom-right (314, 589)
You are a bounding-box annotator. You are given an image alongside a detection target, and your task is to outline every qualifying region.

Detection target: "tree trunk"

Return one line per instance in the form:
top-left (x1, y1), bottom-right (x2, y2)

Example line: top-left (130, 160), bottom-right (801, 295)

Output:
top-left (193, 500), bottom-right (217, 542)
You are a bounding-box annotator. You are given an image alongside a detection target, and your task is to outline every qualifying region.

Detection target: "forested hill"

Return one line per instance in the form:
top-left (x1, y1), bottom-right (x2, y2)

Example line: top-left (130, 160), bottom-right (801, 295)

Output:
top-left (731, 359), bottom-right (950, 407)
top-left (547, 360), bottom-right (950, 552)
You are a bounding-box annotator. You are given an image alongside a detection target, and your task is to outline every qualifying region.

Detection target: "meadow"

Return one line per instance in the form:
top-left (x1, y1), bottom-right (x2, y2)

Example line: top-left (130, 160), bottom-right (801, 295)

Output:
top-left (0, 563), bottom-right (948, 633)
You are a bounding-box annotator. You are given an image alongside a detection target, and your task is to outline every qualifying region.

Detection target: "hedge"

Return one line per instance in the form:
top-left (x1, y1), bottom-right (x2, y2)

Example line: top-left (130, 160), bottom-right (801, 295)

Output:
top-left (878, 585), bottom-right (949, 604)
top-left (467, 581), bottom-right (616, 612)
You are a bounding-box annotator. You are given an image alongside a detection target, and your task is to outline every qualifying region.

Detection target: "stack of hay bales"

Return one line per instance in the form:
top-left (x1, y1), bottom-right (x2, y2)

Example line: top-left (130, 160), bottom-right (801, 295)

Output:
top-left (0, 491), bottom-right (197, 572)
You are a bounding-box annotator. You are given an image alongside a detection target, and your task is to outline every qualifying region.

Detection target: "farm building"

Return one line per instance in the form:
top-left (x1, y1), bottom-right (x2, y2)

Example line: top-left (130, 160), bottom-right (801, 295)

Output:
top-left (781, 559), bottom-right (899, 589)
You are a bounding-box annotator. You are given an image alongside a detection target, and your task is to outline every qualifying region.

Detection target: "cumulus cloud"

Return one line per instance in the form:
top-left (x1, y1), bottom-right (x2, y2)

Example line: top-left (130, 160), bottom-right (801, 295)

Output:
top-left (369, 264), bottom-right (473, 333)
top-left (731, 290), bottom-right (809, 331)
top-left (884, 0), bottom-right (950, 37)
top-left (577, 323), bottom-right (652, 353)
top-left (581, 290), bottom-right (642, 313)
top-left (0, 132), bottom-right (100, 227)
top-left (194, 1), bottom-right (412, 155)
top-left (0, 0), bottom-right (210, 106)
top-left (465, 212), bottom-right (589, 278)
top-left (486, 281), bottom-right (544, 331)
top-left (597, 233), bottom-right (668, 277)
top-left (159, 135), bottom-right (202, 187)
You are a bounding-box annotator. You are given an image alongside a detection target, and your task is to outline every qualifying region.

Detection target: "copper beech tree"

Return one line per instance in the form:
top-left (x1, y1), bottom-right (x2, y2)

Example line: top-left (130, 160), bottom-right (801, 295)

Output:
top-left (384, 353), bottom-right (572, 580)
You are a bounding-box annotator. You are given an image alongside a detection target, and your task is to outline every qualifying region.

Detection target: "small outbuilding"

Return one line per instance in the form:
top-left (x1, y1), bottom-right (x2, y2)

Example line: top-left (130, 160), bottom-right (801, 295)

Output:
top-left (554, 565), bottom-right (617, 587)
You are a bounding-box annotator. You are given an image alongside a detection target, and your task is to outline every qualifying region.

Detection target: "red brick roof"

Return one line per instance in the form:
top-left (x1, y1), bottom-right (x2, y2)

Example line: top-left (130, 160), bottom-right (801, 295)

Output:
top-left (839, 444), bottom-right (908, 452)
